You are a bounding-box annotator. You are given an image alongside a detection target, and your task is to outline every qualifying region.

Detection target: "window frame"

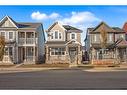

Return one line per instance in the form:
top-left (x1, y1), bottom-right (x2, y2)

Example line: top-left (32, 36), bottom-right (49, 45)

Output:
top-left (70, 32), bottom-right (77, 40)
top-left (50, 47), bottom-right (65, 56)
top-left (9, 32), bottom-right (13, 40)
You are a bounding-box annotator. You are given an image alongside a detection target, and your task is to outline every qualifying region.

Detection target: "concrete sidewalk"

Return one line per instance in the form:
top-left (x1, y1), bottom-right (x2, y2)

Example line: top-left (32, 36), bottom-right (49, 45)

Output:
top-left (0, 64), bottom-right (127, 73)
top-left (0, 67), bottom-right (59, 73)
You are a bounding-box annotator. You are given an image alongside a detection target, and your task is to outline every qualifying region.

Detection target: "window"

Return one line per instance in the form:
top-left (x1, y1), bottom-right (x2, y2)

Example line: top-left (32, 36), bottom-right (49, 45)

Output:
top-left (55, 31), bottom-right (58, 39)
top-left (109, 34), bottom-right (112, 42)
top-left (59, 33), bottom-right (62, 39)
top-left (71, 33), bottom-right (76, 39)
top-left (9, 32), bottom-right (13, 39)
top-left (51, 48), bottom-right (65, 55)
top-left (51, 30), bottom-right (62, 40)
top-left (51, 33), bottom-right (54, 39)
top-left (94, 35), bottom-right (97, 42)
top-left (1, 32), bottom-right (5, 38)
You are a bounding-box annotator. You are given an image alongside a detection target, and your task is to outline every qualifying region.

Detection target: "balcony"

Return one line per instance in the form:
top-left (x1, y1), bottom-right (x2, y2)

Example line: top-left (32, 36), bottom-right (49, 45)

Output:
top-left (18, 38), bottom-right (38, 45)
top-left (5, 39), bottom-right (16, 44)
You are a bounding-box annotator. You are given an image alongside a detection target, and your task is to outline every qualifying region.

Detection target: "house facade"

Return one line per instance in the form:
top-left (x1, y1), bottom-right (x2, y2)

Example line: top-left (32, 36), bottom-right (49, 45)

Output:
top-left (45, 22), bottom-right (82, 64)
top-left (85, 22), bottom-right (127, 64)
top-left (0, 16), bottom-right (45, 64)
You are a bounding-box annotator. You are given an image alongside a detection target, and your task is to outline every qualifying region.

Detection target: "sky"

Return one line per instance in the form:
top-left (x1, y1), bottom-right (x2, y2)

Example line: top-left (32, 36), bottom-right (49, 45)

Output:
top-left (0, 5), bottom-right (127, 45)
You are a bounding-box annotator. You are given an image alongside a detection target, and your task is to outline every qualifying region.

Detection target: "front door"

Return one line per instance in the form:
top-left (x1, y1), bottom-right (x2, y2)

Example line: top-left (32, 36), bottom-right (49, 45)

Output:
top-left (69, 47), bottom-right (77, 63)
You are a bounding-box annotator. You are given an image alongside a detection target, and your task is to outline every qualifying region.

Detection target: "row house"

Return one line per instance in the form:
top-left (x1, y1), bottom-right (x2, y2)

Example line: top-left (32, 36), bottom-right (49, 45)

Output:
top-left (0, 16), bottom-right (45, 64)
top-left (45, 22), bottom-right (82, 64)
top-left (85, 22), bottom-right (127, 64)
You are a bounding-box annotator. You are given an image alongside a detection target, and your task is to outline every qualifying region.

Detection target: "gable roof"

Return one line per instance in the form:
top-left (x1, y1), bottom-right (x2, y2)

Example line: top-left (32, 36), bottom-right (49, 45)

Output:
top-left (47, 22), bottom-right (66, 32)
top-left (0, 16), bottom-right (18, 28)
top-left (88, 21), bottom-right (125, 33)
top-left (0, 16), bottom-right (42, 29)
top-left (47, 22), bottom-right (83, 33)
top-left (92, 21), bottom-right (115, 32)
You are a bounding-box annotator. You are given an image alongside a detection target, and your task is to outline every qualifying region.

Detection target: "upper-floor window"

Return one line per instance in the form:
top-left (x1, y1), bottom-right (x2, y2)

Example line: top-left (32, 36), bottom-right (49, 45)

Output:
top-left (94, 34), bottom-right (97, 42)
top-left (59, 33), bottom-right (62, 39)
top-left (9, 32), bottom-right (13, 39)
top-left (51, 33), bottom-right (54, 39)
top-left (55, 31), bottom-right (58, 39)
top-left (109, 34), bottom-right (112, 42)
top-left (1, 32), bottom-right (5, 38)
top-left (71, 33), bottom-right (76, 39)
top-left (50, 30), bottom-right (62, 40)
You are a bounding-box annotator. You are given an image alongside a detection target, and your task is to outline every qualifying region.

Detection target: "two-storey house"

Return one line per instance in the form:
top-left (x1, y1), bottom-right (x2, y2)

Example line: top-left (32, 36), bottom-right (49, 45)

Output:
top-left (85, 22), bottom-right (127, 64)
top-left (45, 22), bottom-right (82, 64)
top-left (0, 16), bottom-right (45, 64)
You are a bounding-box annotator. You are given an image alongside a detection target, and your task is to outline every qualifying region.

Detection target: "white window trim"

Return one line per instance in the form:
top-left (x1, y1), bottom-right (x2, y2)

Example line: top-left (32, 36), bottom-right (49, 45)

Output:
top-left (94, 34), bottom-right (97, 42)
top-left (109, 34), bottom-right (112, 42)
top-left (8, 31), bottom-right (14, 40)
top-left (70, 32), bottom-right (77, 40)
top-left (0, 31), bottom-right (5, 38)
top-left (50, 30), bottom-right (62, 40)
top-left (50, 47), bottom-right (66, 56)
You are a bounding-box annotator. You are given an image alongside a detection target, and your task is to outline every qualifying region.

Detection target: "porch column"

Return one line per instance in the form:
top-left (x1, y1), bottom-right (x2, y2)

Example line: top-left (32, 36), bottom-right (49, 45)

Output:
top-left (25, 32), bottom-right (26, 44)
top-left (77, 45), bottom-right (81, 64)
top-left (46, 46), bottom-right (49, 63)
top-left (34, 32), bottom-right (36, 44)
top-left (115, 48), bottom-right (119, 64)
top-left (24, 46), bottom-right (27, 62)
top-left (33, 46), bottom-right (36, 62)
top-left (66, 46), bottom-right (69, 62)
top-left (16, 46), bottom-right (19, 63)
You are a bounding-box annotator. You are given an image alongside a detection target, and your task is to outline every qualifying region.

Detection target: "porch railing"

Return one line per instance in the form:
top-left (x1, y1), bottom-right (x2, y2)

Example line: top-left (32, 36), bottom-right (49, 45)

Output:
top-left (18, 38), bottom-right (38, 45)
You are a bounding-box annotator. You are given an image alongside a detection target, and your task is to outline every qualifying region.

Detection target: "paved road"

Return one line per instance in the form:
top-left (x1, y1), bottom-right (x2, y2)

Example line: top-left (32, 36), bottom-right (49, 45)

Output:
top-left (0, 69), bottom-right (127, 90)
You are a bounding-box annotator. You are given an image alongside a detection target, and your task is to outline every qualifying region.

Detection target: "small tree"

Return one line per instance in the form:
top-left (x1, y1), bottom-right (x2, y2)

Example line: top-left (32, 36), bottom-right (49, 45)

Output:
top-left (100, 28), bottom-right (107, 59)
top-left (0, 36), bottom-right (5, 61)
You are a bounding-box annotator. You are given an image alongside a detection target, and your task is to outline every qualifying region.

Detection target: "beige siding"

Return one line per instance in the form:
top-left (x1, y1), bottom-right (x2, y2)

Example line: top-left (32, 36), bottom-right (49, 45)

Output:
top-left (67, 32), bottom-right (81, 43)
top-left (1, 19), bottom-right (15, 27)
top-left (47, 24), bottom-right (65, 41)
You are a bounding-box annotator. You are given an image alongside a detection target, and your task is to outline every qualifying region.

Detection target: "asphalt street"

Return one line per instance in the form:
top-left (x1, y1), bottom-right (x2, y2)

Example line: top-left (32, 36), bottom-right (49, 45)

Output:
top-left (0, 69), bottom-right (127, 90)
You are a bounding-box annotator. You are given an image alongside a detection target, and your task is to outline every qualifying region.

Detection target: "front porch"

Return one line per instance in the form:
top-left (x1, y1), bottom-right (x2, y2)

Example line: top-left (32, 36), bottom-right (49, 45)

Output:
top-left (18, 46), bottom-right (37, 64)
top-left (90, 47), bottom-right (127, 65)
top-left (45, 41), bottom-right (82, 64)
